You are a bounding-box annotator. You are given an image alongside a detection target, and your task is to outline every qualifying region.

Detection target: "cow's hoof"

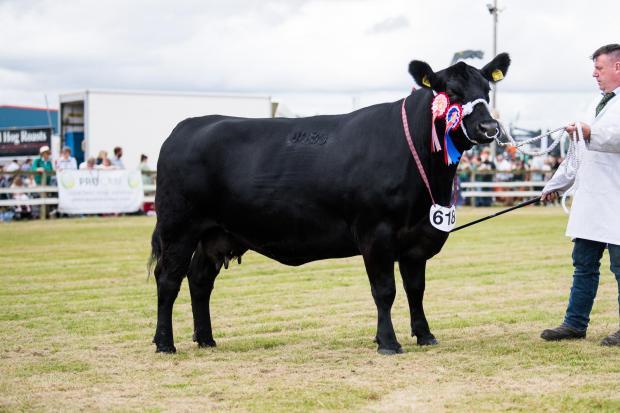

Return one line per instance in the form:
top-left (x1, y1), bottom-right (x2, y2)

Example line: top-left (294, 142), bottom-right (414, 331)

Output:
top-left (377, 346), bottom-right (404, 355)
top-left (197, 339), bottom-right (216, 348)
top-left (416, 335), bottom-right (439, 346)
top-left (155, 342), bottom-right (177, 353)
top-left (193, 332), bottom-right (216, 348)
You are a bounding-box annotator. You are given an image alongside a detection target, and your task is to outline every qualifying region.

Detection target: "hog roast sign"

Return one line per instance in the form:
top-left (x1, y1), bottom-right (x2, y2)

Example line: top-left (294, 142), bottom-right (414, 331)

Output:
top-left (0, 127), bottom-right (52, 157)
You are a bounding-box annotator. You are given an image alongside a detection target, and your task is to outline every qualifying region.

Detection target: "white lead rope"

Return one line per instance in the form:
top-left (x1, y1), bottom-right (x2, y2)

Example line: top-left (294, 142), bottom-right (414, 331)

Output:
top-left (490, 119), bottom-right (584, 214)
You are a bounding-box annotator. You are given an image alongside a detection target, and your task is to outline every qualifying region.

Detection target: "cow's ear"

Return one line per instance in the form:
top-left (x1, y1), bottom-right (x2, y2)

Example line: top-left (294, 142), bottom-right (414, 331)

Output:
top-left (481, 52), bottom-right (511, 83)
top-left (409, 60), bottom-right (438, 89)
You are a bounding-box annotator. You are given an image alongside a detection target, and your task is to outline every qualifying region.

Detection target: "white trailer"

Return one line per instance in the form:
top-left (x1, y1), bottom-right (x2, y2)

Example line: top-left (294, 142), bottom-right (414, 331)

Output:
top-left (58, 90), bottom-right (274, 170)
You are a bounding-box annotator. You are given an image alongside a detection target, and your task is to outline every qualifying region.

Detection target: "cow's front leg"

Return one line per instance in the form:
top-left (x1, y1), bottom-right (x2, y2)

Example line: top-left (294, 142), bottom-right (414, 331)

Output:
top-left (398, 256), bottom-right (438, 346)
top-left (362, 249), bottom-right (402, 355)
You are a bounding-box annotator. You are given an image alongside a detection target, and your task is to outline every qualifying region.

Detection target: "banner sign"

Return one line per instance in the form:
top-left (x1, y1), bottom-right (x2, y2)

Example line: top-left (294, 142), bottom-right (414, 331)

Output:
top-left (57, 170), bottom-right (144, 214)
top-left (0, 127), bottom-right (52, 157)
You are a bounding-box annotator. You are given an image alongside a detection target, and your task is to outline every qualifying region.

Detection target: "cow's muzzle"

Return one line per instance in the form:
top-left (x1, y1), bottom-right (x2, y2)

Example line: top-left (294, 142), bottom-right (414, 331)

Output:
top-left (477, 120), bottom-right (501, 141)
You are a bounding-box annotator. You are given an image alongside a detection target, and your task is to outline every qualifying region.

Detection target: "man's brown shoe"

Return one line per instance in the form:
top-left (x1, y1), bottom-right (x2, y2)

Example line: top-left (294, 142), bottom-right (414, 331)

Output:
top-left (540, 325), bottom-right (586, 341)
top-left (600, 329), bottom-right (620, 346)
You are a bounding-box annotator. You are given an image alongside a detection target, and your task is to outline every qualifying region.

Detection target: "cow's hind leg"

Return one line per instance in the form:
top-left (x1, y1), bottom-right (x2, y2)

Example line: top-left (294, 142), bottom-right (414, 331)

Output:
top-left (398, 257), bottom-right (438, 346)
top-left (187, 240), bottom-right (220, 348)
top-left (153, 232), bottom-right (198, 353)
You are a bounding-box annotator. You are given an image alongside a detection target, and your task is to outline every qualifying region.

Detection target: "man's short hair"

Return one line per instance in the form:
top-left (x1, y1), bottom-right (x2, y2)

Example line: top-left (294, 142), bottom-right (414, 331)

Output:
top-left (591, 44), bottom-right (620, 61)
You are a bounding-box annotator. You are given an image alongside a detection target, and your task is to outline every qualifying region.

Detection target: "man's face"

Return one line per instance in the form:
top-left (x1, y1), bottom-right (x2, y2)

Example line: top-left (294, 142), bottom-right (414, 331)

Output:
top-left (593, 53), bottom-right (620, 93)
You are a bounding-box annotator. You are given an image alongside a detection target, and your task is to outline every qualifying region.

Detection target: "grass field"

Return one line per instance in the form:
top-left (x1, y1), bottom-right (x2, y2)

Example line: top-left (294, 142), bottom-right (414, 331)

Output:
top-left (1, 207), bottom-right (619, 412)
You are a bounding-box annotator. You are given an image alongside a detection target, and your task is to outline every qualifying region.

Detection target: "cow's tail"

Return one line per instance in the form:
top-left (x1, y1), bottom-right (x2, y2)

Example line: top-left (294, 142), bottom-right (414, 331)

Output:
top-left (147, 223), bottom-right (162, 281)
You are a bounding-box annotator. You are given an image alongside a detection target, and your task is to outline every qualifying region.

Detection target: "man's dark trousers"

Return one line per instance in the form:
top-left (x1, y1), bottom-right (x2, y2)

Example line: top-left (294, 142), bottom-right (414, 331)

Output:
top-left (563, 238), bottom-right (620, 331)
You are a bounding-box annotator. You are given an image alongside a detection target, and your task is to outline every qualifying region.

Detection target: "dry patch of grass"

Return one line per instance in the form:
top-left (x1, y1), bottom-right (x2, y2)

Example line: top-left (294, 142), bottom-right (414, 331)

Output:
top-left (1, 207), bottom-right (619, 412)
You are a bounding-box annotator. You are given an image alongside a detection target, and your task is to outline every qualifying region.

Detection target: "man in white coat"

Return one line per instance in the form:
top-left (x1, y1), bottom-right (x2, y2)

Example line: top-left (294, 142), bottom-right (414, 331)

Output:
top-left (540, 44), bottom-right (620, 346)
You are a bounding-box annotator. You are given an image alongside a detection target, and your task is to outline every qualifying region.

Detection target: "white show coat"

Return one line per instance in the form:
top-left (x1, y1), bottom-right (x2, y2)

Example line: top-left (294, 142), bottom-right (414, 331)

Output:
top-left (543, 86), bottom-right (620, 245)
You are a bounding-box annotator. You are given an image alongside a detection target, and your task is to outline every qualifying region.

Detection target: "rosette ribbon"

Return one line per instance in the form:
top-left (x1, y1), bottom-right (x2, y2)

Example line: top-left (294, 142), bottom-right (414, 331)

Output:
top-left (430, 93), bottom-right (449, 152)
top-left (443, 104), bottom-right (463, 165)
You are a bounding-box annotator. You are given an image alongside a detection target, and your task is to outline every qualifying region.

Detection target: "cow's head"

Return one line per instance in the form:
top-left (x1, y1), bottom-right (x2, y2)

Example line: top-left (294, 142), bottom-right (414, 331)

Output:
top-left (409, 53), bottom-right (511, 145)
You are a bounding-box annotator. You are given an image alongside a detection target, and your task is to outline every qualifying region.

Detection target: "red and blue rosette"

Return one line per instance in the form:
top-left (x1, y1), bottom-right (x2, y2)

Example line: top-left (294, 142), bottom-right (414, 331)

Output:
top-left (443, 104), bottom-right (463, 165)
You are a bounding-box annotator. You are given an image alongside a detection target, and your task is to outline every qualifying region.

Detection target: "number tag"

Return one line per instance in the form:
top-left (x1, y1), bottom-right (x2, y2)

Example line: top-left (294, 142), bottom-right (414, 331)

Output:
top-left (429, 204), bottom-right (456, 232)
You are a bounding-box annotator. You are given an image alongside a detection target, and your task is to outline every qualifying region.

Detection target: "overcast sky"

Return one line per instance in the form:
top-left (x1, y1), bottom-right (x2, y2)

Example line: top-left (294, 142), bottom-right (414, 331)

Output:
top-left (1, 0), bottom-right (618, 112)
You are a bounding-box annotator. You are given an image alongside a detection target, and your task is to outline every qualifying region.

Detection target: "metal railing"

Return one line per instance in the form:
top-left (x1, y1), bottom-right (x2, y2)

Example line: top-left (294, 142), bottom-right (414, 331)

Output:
top-left (0, 168), bottom-right (555, 220)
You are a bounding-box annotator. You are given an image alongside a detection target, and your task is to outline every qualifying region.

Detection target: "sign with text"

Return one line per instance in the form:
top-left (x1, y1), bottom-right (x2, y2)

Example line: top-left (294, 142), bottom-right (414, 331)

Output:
top-left (57, 170), bottom-right (144, 214)
top-left (0, 127), bottom-right (52, 157)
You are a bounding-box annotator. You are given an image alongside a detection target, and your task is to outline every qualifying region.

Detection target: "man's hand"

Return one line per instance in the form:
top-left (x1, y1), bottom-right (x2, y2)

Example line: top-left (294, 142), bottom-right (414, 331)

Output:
top-left (565, 122), bottom-right (591, 141)
top-left (541, 191), bottom-right (559, 202)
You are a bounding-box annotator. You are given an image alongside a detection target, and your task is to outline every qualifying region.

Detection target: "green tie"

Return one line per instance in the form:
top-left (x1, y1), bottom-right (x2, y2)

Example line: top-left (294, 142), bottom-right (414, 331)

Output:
top-left (596, 92), bottom-right (615, 116)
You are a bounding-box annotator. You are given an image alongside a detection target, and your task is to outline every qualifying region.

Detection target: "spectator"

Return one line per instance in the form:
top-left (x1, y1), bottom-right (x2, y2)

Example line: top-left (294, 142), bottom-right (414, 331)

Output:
top-left (529, 154), bottom-right (547, 182)
top-left (32, 146), bottom-right (53, 186)
top-left (495, 153), bottom-right (513, 182)
top-left (20, 159), bottom-right (32, 172)
top-left (494, 153), bottom-right (514, 205)
top-left (10, 176), bottom-right (32, 220)
top-left (475, 148), bottom-right (495, 207)
top-left (55, 147), bottom-right (78, 171)
top-left (96, 150), bottom-right (108, 165)
top-left (97, 158), bottom-right (117, 170)
top-left (5, 159), bottom-right (20, 173)
top-left (456, 152), bottom-right (474, 206)
top-left (139, 154), bottom-right (153, 185)
top-left (0, 164), bottom-right (8, 190)
top-left (79, 157), bottom-right (97, 170)
top-left (512, 158), bottom-right (528, 181)
top-left (111, 146), bottom-right (124, 169)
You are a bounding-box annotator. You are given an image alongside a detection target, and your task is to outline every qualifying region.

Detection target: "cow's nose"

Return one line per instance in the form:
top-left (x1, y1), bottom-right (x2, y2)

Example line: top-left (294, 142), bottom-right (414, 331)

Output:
top-left (477, 120), bottom-right (499, 137)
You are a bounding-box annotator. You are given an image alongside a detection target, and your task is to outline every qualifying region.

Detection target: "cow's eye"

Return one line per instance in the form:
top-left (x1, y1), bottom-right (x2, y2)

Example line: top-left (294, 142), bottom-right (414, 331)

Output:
top-left (447, 92), bottom-right (461, 103)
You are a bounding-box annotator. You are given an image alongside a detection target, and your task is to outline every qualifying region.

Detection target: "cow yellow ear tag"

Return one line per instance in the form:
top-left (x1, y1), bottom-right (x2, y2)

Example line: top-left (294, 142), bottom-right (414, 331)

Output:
top-left (491, 69), bottom-right (504, 81)
top-left (422, 76), bottom-right (431, 88)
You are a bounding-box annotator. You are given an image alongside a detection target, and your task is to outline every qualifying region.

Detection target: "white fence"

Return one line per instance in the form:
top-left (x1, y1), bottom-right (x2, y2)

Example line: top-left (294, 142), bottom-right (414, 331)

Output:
top-left (1, 170), bottom-right (550, 220)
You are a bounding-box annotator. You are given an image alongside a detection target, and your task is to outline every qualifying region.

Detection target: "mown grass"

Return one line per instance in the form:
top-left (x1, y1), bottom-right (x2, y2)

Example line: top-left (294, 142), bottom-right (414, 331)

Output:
top-left (1, 207), bottom-right (619, 412)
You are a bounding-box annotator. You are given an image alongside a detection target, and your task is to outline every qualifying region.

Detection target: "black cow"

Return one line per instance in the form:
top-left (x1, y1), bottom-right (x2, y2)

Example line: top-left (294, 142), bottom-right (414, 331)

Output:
top-left (150, 53), bottom-right (511, 354)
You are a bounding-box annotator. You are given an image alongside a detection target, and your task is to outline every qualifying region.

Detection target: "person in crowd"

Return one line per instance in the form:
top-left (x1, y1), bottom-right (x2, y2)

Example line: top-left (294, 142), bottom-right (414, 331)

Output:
top-left (0, 164), bottom-right (8, 191)
top-left (32, 145), bottom-right (54, 185)
top-left (20, 159), bottom-right (32, 172)
top-left (494, 153), bottom-right (514, 205)
top-left (97, 157), bottom-right (116, 170)
top-left (55, 146), bottom-right (78, 171)
top-left (529, 154), bottom-right (547, 182)
top-left (79, 157), bottom-right (97, 170)
top-left (5, 159), bottom-right (20, 173)
top-left (456, 152), bottom-right (474, 206)
top-left (475, 147), bottom-right (495, 207)
top-left (111, 146), bottom-right (125, 169)
top-left (10, 175), bottom-right (32, 220)
top-left (512, 158), bottom-right (527, 180)
top-left (495, 153), bottom-right (513, 181)
top-left (96, 150), bottom-right (108, 166)
top-left (540, 44), bottom-right (620, 346)
top-left (139, 154), bottom-right (153, 185)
